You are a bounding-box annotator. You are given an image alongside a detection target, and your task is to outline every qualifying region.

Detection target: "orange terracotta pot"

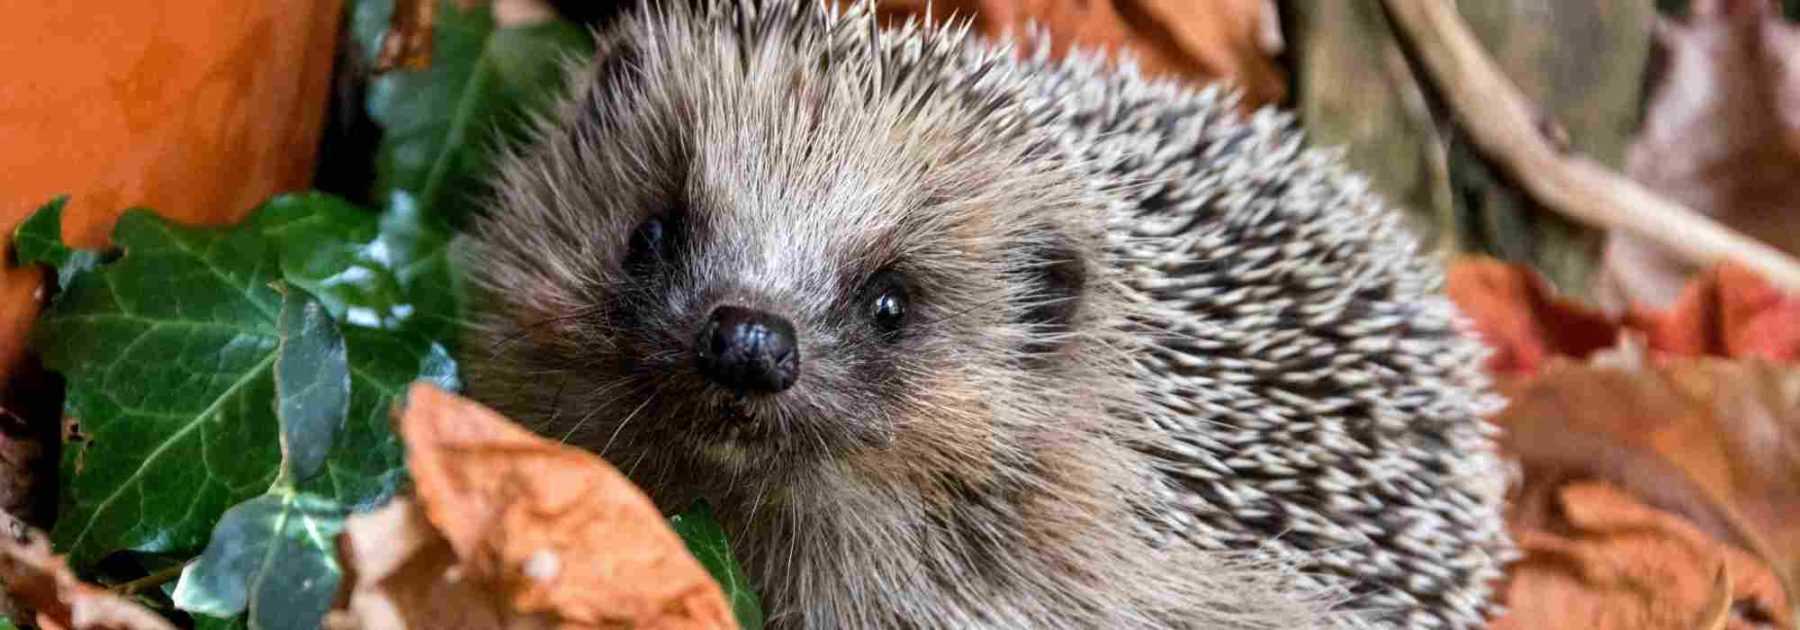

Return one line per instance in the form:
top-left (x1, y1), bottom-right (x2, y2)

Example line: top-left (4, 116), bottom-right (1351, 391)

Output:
top-left (0, 1), bottom-right (344, 382)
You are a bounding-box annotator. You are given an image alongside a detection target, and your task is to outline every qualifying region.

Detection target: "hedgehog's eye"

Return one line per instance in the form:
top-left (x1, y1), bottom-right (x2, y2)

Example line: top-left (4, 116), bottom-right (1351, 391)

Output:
top-left (624, 216), bottom-right (668, 272)
top-left (863, 270), bottom-right (909, 342)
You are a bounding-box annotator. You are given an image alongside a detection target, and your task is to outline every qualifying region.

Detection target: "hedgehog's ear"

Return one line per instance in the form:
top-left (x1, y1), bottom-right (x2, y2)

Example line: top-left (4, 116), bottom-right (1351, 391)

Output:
top-left (1016, 236), bottom-right (1086, 355)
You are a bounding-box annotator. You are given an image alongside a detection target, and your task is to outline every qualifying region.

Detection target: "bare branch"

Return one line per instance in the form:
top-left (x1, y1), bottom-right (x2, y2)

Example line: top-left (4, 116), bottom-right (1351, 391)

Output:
top-left (1379, 0), bottom-right (1800, 293)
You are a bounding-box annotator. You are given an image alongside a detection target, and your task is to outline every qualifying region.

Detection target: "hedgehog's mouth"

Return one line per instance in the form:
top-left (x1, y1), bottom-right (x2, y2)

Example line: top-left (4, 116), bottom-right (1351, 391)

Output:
top-left (694, 400), bottom-right (782, 446)
top-left (690, 403), bottom-right (787, 469)
top-left (673, 389), bottom-right (888, 470)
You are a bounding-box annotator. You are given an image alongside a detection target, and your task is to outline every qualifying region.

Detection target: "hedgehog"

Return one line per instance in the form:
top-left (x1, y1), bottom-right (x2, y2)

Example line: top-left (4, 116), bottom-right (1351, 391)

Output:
top-left (458, 1), bottom-right (1511, 627)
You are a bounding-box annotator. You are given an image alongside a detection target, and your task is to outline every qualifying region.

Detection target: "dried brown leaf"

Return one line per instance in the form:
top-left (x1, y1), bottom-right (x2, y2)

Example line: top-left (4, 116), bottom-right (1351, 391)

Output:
top-left (327, 383), bottom-right (734, 630)
top-left (0, 528), bottom-right (173, 630)
top-left (1494, 481), bottom-right (1785, 630)
top-left (1494, 355), bottom-right (1800, 627)
top-left (1447, 257), bottom-right (1800, 377)
top-left (1623, 264), bottom-right (1800, 363)
top-left (327, 497), bottom-right (553, 630)
top-left (1445, 257), bottom-right (1620, 378)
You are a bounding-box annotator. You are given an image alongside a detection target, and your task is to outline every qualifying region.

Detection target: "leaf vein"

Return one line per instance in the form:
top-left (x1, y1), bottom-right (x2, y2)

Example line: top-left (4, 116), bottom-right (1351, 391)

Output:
top-left (64, 353), bottom-right (279, 556)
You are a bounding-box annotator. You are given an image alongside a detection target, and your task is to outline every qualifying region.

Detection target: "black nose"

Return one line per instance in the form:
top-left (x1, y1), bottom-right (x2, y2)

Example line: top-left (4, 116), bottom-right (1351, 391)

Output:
top-left (695, 306), bottom-right (801, 394)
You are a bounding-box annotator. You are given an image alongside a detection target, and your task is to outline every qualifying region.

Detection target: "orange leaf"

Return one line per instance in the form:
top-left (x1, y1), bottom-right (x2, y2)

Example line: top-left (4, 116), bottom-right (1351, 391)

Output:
top-left (327, 383), bottom-right (735, 630)
top-left (1494, 481), bottom-right (1786, 630)
top-left (376, 0), bottom-right (438, 72)
top-left (1448, 257), bottom-right (1800, 374)
top-left (1494, 356), bottom-right (1800, 627)
top-left (1626, 263), bottom-right (1800, 362)
top-left (1445, 256), bottom-right (1619, 377)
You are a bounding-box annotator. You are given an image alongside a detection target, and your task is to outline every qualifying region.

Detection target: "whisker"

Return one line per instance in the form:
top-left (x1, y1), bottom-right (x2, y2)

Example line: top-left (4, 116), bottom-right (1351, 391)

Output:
top-left (486, 303), bottom-right (612, 355)
top-left (555, 378), bottom-right (638, 444)
top-left (600, 383), bottom-right (667, 456)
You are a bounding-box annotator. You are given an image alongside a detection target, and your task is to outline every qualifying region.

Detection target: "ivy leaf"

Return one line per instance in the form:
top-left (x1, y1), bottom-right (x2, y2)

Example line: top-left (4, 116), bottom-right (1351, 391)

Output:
top-left (12, 196), bottom-right (103, 289)
top-left (309, 325), bottom-right (457, 508)
top-left (373, 195), bottom-right (467, 343)
top-left (670, 501), bottom-right (764, 630)
top-left (251, 194), bottom-right (465, 345)
top-left (39, 208), bottom-right (285, 568)
top-left (192, 614), bottom-right (248, 630)
top-left (169, 267), bottom-right (438, 630)
top-left (170, 492), bottom-right (348, 630)
top-left (28, 194), bottom-right (458, 568)
top-left (360, 0), bottom-right (593, 225)
top-left (274, 288), bottom-right (350, 483)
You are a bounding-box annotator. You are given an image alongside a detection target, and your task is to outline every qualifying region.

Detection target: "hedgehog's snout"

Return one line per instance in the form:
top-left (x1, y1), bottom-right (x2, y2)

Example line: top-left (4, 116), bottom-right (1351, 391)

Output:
top-left (694, 305), bottom-right (801, 394)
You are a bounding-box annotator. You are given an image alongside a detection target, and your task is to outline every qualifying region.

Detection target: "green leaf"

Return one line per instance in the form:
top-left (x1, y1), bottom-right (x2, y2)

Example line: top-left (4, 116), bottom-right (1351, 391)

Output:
top-left (306, 326), bottom-right (456, 508)
top-left (670, 502), bottom-right (764, 630)
top-left (170, 492), bottom-right (347, 630)
top-left (192, 614), bottom-right (248, 630)
top-left (363, 0), bottom-right (593, 225)
top-left (42, 209), bottom-right (285, 567)
top-left (251, 194), bottom-right (464, 344)
top-left (274, 289), bottom-right (350, 483)
top-left (169, 248), bottom-right (438, 630)
top-left (0, 615), bottom-right (16, 630)
top-left (36, 194), bottom-right (459, 567)
top-left (13, 196), bottom-right (104, 289)
top-left (373, 194), bottom-right (467, 343)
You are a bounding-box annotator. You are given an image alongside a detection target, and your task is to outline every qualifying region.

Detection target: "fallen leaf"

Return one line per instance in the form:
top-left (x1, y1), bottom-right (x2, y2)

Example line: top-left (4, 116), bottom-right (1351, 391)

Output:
top-left (1495, 481), bottom-right (1786, 630)
top-left (1601, 0), bottom-right (1800, 308)
top-left (328, 383), bottom-right (736, 629)
top-left (1625, 263), bottom-right (1800, 362)
top-left (0, 528), bottom-right (174, 630)
top-left (1493, 356), bottom-right (1800, 627)
top-left (1445, 256), bottom-right (1619, 378)
top-left (0, 406), bottom-right (48, 529)
top-left (1447, 257), bottom-right (1800, 375)
top-left (326, 496), bottom-right (530, 630)
top-left (870, 0), bottom-right (1286, 109)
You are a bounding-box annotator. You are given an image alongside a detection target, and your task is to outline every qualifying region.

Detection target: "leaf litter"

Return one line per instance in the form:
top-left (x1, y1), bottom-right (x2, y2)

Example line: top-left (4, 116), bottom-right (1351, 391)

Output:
top-left (325, 383), bottom-right (741, 630)
top-left (0, 528), bottom-right (174, 630)
top-left (1453, 257), bottom-right (1800, 628)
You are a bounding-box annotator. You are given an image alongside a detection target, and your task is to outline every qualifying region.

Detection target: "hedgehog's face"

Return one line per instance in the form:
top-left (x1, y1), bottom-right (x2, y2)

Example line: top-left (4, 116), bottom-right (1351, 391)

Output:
top-left (465, 11), bottom-right (1112, 504)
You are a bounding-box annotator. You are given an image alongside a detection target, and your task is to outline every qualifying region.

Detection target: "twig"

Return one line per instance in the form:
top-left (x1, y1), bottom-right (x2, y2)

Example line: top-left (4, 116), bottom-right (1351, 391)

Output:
top-left (1378, 0), bottom-right (1800, 294)
top-left (108, 563), bottom-right (187, 597)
